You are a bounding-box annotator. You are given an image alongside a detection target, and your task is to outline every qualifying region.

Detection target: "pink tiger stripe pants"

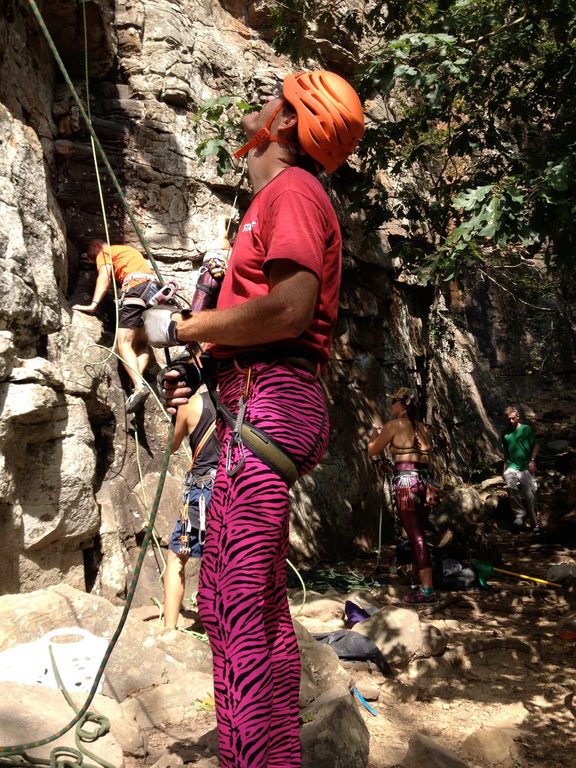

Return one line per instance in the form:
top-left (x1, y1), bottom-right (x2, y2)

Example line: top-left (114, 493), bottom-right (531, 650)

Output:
top-left (197, 361), bottom-right (329, 768)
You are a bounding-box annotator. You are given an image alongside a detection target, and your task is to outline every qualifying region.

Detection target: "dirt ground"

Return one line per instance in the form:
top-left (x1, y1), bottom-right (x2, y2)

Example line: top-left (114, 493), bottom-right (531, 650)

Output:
top-left (127, 487), bottom-right (576, 768)
top-left (360, 523), bottom-right (576, 768)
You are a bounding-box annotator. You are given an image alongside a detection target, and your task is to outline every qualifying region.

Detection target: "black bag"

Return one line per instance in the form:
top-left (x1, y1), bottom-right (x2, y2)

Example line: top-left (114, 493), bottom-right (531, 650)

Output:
top-left (313, 630), bottom-right (391, 676)
top-left (395, 539), bottom-right (482, 590)
top-left (434, 557), bottom-right (481, 590)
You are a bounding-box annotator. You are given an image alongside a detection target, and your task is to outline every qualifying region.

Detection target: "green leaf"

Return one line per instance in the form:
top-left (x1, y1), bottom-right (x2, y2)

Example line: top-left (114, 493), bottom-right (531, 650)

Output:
top-left (452, 185), bottom-right (494, 210)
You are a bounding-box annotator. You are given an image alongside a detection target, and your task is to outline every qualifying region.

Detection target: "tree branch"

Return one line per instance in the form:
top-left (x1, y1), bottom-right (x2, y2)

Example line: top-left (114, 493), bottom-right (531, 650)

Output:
top-left (478, 267), bottom-right (553, 311)
top-left (464, 14), bottom-right (527, 46)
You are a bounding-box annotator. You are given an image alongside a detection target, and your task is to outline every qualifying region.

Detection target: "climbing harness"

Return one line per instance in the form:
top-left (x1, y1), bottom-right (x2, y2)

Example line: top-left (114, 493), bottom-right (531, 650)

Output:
top-left (159, 349), bottom-right (321, 488)
top-left (119, 272), bottom-right (155, 290)
top-left (206, 351), bottom-right (322, 488)
top-left (177, 421), bottom-right (217, 555)
top-left (177, 474), bottom-right (215, 554)
top-left (118, 276), bottom-right (181, 314)
top-left (393, 469), bottom-right (422, 513)
top-left (217, 392), bottom-right (316, 490)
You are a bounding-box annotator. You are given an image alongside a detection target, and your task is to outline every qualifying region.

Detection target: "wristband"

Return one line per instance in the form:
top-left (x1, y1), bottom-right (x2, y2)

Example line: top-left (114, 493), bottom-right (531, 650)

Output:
top-left (167, 320), bottom-right (179, 343)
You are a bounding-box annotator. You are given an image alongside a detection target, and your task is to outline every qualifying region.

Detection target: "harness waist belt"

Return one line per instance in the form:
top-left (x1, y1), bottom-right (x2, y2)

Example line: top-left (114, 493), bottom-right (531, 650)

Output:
top-left (217, 350), bottom-right (318, 376)
top-left (394, 461), bottom-right (429, 471)
top-left (217, 402), bottom-right (299, 487)
top-left (121, 272), bottom-right (155, 290)
top-left (184, 470), bottom-right (216, 487)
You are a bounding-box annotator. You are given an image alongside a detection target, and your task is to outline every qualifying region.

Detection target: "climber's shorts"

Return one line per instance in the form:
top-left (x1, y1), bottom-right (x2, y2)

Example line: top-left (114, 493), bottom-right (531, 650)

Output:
top-left (118, 281), bottom-right (151, 329)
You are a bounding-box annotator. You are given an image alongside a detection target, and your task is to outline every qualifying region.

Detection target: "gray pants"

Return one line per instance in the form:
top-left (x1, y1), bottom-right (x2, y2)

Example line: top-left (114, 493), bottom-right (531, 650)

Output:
top-left (503, 468), bottom-right (539, 525)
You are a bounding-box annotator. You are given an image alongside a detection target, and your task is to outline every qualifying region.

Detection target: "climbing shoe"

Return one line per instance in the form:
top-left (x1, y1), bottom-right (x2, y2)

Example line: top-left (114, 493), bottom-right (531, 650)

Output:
top-left (126, 387), bottom-right (150, 413)
top-left (402, 589), bottom-right (438, 606)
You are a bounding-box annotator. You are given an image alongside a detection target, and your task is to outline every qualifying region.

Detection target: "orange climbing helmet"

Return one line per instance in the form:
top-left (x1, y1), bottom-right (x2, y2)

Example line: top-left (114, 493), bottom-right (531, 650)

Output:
top-left (283, 71), bottom-right (365, 173)
top-left (234, 70), bottom-right (364, 173)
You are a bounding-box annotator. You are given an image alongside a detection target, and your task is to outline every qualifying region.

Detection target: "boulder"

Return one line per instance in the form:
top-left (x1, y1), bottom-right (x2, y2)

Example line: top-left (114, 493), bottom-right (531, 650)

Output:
top-left (462, 727), bottom-right (524, 765)
top-left (0, 681), bottom-right (127, 766)
top-left (121, 675), bottom-right (214, 728)
top-left (0, 584), bottom-right (212, 702)
top-left (353, 605), bottom-right (439, 665)
top-left (295, 619), bottom-right (351, 705)
top-left (300, 687), bottom-right (370, 768)
top-left (402, 732), bottom-right (470, 768)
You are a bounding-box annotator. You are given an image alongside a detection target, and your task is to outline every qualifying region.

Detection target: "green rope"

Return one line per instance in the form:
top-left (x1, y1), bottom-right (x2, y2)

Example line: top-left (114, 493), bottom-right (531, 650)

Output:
top-left (133, 418), bottom-right (167, 576)
top-left (80, 0), bottom-right (120, 367)
top-left (47, 646), bottom-right (115, 768)
top-left (1, 5), bottom-right (177, 755)
top-left (287, 558), bottom-right (307, 618)
top-left (0, 423), bottom-right (175, 756)
top-left (287, 566), bottom-right (381, 594)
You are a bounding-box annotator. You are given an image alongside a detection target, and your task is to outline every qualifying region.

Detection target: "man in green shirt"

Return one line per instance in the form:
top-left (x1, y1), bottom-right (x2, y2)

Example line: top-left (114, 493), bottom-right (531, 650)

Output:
top-left (502, 406), bottom-right (540, 531)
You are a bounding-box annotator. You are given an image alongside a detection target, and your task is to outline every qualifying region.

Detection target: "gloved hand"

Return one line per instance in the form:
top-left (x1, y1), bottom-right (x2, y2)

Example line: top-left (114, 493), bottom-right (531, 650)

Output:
top-left (143, 305), bottom-right (183, 347)
top-left (157, 360), bottom-right (203, 397)
top-left (155, 352), bottom-right (203, 412)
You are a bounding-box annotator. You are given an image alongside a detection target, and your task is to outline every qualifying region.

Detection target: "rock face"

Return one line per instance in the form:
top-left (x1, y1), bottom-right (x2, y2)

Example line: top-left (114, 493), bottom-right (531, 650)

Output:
top-left (1, 0), bottom-right (574, 596)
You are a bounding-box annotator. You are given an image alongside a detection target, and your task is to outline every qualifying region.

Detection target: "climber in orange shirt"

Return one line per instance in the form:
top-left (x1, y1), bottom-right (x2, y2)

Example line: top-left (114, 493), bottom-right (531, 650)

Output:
top-left (72, 239), bottom-right (156, 412)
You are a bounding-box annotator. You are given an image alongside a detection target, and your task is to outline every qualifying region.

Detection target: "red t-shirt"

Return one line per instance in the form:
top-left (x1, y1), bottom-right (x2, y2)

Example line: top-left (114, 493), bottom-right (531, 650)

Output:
top-left (95, 245), bottom-right (152, 284)
top-left (211, 167), bottom-right (342, 367)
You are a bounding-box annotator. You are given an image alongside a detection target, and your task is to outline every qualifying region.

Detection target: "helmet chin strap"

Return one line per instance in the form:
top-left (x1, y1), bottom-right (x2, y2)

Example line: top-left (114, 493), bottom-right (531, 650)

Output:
top-left (234, 101), bottom-right (296, 160)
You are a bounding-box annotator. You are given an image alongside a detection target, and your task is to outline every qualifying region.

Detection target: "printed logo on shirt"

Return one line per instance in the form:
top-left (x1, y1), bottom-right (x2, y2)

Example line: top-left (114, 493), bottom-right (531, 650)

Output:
top-left (242, 221), bottom-right (257, 232)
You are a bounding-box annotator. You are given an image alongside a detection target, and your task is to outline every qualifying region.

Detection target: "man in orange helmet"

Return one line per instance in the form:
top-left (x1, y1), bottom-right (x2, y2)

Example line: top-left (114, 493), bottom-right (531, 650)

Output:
top-left (144, 71), bottom-right (364, 768)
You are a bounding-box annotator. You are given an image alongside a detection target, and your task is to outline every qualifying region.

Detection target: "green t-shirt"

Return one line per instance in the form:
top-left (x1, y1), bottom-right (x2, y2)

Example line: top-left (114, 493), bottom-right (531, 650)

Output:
top-left (502, 423), bottom-right (537, 471)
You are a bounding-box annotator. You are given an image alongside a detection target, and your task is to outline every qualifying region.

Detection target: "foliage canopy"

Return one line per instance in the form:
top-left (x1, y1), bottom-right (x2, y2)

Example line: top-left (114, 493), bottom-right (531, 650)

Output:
top-left (270, 0), bottom-right (576, 281)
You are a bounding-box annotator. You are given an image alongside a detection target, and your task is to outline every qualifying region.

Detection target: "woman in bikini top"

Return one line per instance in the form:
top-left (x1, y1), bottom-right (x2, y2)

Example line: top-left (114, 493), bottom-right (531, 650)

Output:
top-left (368, 388), bottom-right (431, 467)
top-left (367, 386), bottom-right (437, 606)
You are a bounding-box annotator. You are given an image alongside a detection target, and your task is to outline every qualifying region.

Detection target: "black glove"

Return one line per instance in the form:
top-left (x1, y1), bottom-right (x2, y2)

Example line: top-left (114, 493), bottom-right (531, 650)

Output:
top-left (157, 360), bottom-right (203, 396)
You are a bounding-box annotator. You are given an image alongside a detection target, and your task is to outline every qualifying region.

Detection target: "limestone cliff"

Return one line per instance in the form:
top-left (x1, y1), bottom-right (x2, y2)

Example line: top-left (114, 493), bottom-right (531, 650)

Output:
top-left (1, 0), bottom-right (574, 598)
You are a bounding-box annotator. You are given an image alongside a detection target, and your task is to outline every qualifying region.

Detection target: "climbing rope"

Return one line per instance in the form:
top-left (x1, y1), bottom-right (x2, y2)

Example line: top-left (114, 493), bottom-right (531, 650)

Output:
top-left (287, 558), bottom-right (308, 618)
top-left (287, 565), bottom-right (382, 594)
top-left (4, 5), bottom-right (307, 764)
top-left (0, 426), bottom-right (174, 756)
top-left (0, 2), bottom-right (176, 760)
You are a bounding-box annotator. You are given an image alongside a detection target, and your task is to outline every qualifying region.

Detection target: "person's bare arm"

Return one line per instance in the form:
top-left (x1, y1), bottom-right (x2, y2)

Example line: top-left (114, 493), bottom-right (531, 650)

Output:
top-left (171, 394), bottom-right (203, 453)
top-left (72, 264), bottom-right (113, 312)
top-left (174, 259), bottom-right (319, 345)
top-left (528, 439), bottom-right (539, 473)
top-left (368, 421), bottom-right (395, 457)
top-left (153, 260), bottom-right (319, 411)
